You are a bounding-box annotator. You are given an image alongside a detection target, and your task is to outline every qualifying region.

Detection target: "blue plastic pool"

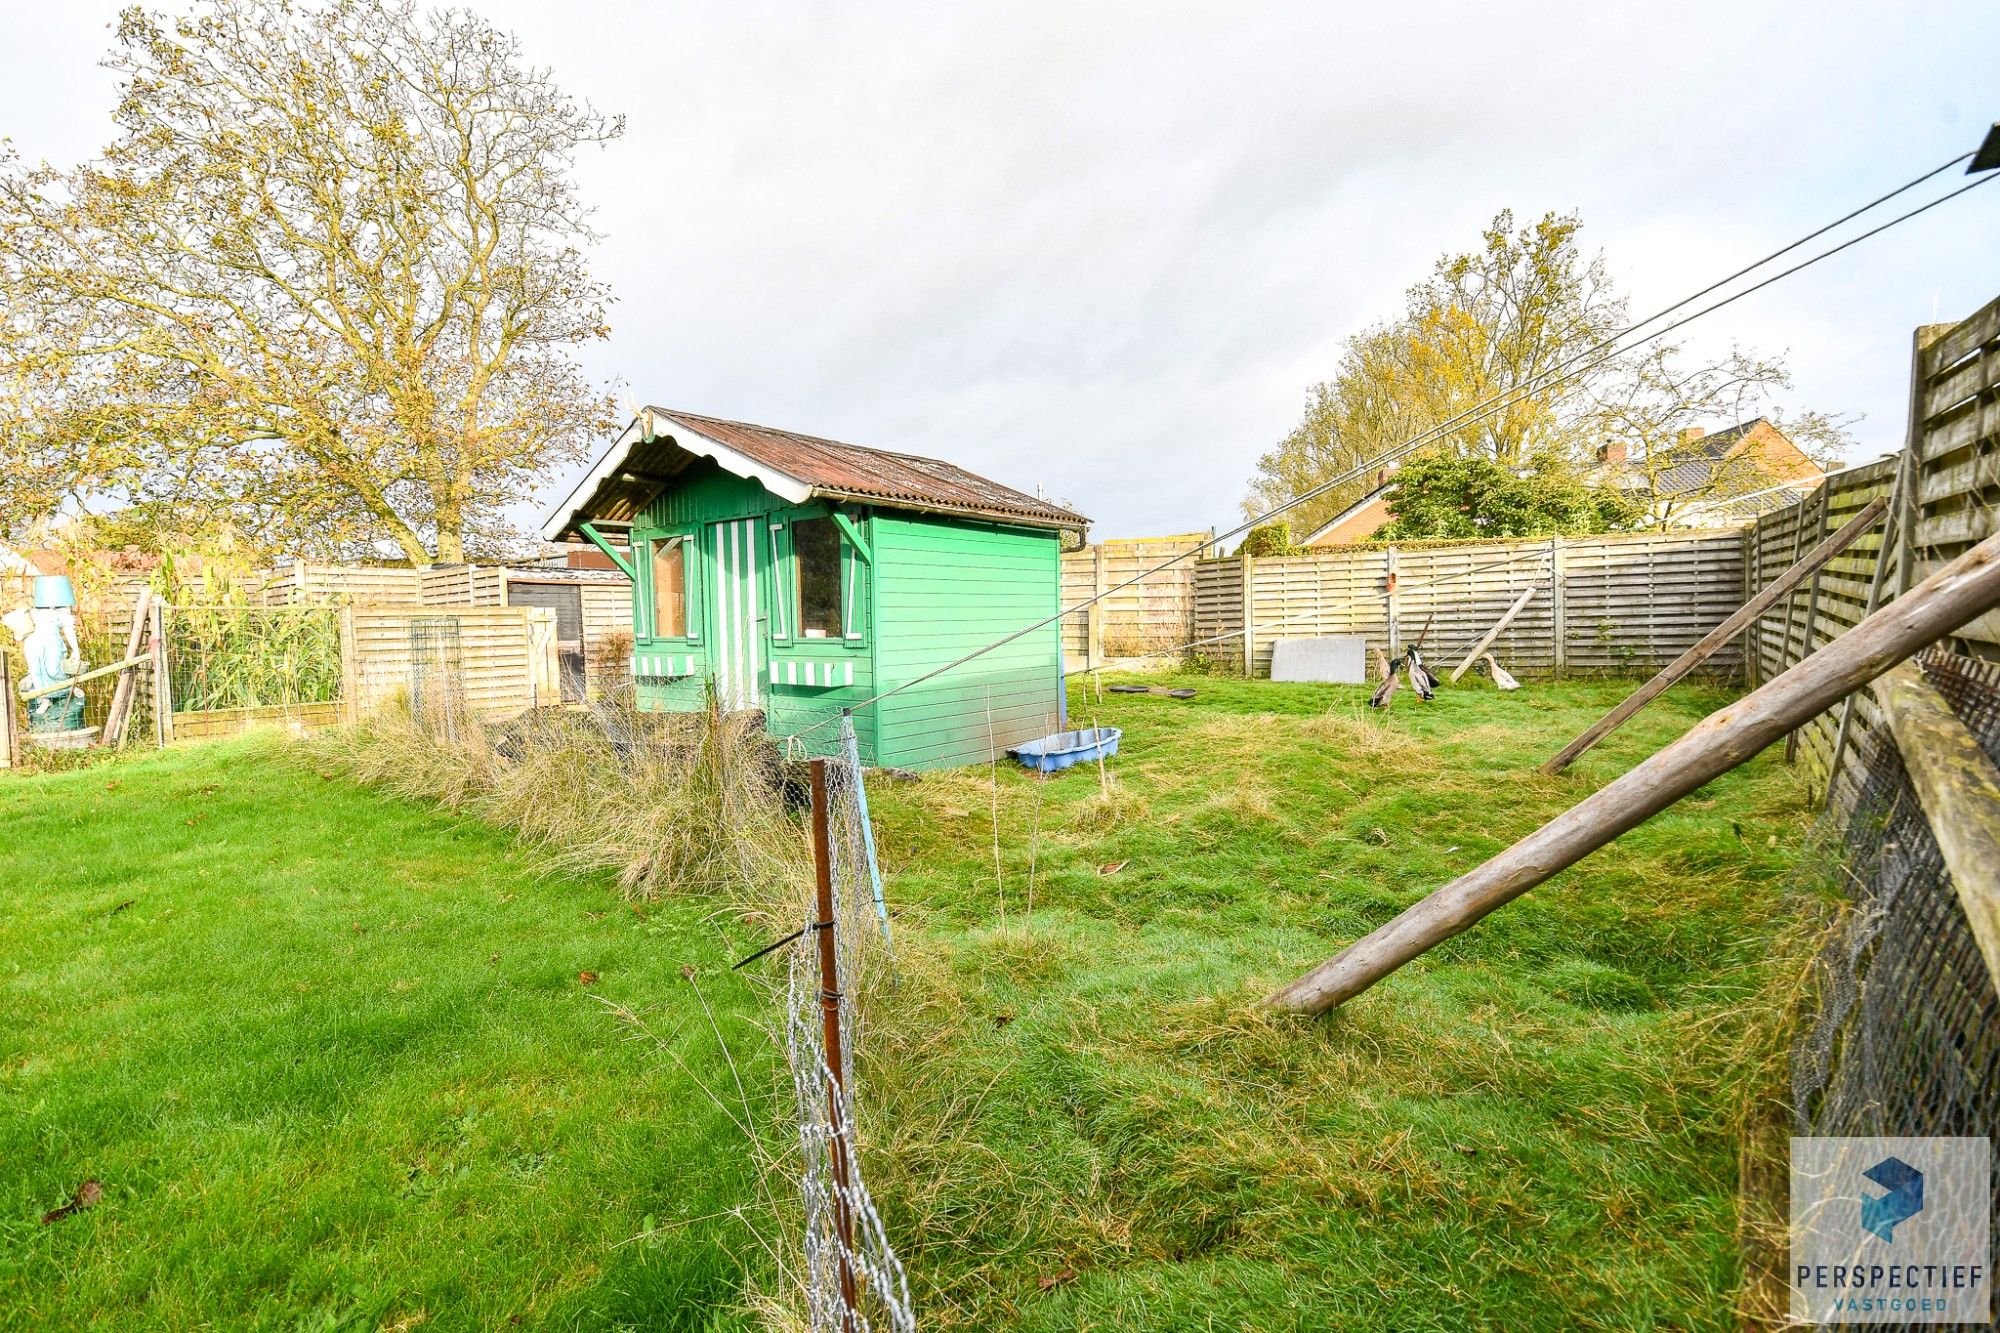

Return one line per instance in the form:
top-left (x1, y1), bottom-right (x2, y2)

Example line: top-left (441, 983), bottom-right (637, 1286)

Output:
top-left (1008, 726), bottom-right (1122, 773)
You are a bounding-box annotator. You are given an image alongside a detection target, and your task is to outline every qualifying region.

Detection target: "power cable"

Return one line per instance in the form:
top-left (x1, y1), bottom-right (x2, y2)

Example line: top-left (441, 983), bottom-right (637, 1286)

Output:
top-left (786, 148), bottom-right (1994, 738)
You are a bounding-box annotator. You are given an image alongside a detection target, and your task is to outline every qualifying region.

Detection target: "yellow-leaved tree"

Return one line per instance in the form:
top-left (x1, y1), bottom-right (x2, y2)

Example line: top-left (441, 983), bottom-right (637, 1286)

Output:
top-left (0, 0), bottom-right (622, 564)
top-left (1246, 210), bottom-right (1850, 535)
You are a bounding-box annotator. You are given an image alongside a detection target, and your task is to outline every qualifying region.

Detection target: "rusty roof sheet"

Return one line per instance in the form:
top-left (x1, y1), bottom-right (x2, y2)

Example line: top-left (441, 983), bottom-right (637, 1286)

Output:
top-left (652, 409), bottom-right (1087, 529)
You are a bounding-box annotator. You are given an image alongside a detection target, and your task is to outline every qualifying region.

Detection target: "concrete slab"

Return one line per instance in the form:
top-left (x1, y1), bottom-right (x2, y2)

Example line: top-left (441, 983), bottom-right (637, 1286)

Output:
top-left (1269, 636), bottom-right (1368, 684)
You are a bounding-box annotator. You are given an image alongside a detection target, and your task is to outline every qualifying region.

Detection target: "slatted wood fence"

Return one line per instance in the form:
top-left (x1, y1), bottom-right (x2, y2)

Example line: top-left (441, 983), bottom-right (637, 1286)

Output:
top-left (1059, 532), bottom-right (1209, 668)
top-left (346, 607), bottom-right (561, 720)
top-left (1749, 295), bottom-right (2000, 809)
top-left (1184, 529), bottom-right (1748, 679)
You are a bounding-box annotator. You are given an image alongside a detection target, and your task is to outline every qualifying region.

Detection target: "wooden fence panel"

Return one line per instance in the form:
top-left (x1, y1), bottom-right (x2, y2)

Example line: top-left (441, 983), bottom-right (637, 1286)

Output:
top-left (346, 606), bottom-right (559, 719)
top-left (1058, 532), bottom-right (1208, 667)
top-left (419, 565), bottom-right (507, 607)
top-left (1745, 295), bottom-right (2000, 809)
top-left (1191, 557), bottom-right (1243, 669)
top-left (1560, 531), bottom-right (1747, 676)
top-left (1911, 293), bottom-right (2000, 650)
top-left (1179, 531), bottom-right (1750, 680)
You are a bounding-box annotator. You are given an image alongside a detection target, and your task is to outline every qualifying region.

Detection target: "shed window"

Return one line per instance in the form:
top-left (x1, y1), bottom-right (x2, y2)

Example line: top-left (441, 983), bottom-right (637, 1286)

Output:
top-left (794, 517), bottom-right (844, 638)
top-left (650, 536), bottom-right (686, 638)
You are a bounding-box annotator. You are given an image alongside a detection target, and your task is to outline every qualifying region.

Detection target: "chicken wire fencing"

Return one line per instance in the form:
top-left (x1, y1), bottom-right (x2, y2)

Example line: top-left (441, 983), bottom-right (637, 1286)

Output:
top-left (407, 615), bottom-right (468, 743)
top-left (779, 725), bottom-right (915, 1333)
top-left (1792, 649), bottom-right (2000, 1211)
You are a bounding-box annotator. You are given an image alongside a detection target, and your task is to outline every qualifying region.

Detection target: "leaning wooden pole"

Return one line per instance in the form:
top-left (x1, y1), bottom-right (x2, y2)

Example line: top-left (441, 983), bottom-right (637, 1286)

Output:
top-left (1540, 495), bottom-right (1888, 775)
top-left (1265, 522), bottom-right (2000, 1016)
top-left (1448, 584), bottom-right (1538, 683)
top-left (100, 585), bottom-right (153, 748)
top-left (809, 759), bottom-right (862, 1332)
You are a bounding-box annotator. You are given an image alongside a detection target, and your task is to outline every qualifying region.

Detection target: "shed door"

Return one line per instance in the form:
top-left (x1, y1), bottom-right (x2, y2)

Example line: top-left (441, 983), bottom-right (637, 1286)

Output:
top-left (507, 581), bottom-right (585, 701)
top-left (708, 518), bottom-right (765, 713)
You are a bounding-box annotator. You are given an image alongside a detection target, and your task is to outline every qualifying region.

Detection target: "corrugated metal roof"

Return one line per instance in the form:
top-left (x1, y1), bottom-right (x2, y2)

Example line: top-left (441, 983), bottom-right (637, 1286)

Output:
top-left (546, 408), bottom-right (1087, 539)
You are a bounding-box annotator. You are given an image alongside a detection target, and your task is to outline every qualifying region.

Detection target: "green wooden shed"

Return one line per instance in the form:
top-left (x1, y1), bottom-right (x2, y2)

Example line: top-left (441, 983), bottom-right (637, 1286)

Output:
top-left (544, 407), bottom-right (1089, 768)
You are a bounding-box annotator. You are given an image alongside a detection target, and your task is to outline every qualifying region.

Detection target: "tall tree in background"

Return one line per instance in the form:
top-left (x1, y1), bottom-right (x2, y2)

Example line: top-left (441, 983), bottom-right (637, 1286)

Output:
top-left (1245, 210), bottom-right (1849, 535)
top-left (0, 0), bottom-right (622, 563)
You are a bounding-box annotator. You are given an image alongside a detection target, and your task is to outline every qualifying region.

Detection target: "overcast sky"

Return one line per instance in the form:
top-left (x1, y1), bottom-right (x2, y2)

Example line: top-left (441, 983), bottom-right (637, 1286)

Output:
top-left (4, 2), bottom-right (1996, 539)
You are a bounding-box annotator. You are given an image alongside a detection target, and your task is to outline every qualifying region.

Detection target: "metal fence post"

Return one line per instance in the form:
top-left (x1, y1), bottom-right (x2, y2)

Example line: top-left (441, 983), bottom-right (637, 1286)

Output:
top-left (809, 758), bottom-right (861, 1332)
top-left (150, 601), bottom-right (174, 746)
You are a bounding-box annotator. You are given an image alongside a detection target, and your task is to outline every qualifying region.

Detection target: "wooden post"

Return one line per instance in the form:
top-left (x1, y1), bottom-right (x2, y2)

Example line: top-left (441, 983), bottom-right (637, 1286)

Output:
top-left (1824, 478), bottom-right (1909, 811)
top-left (1240, 554), bottom-right (1257, 679)
top-left (1742, 526), bottom-right (1759, 688)
top-left (1089, 543), bottom-right (1106, 672)
top-left (809, 758), bottom-right (861, 1332)
top-left (101, 585), bottom-right (153, 748)
top-left (338, 607), bottom-right (359, 723)
top-left (1896, 325), bottom-right (1953, 596)
top-left (0, 653), bottom-right (15, 771)
top-left (1785, 486), bottom-right (1834, 764)
top-left (1875, 659), bottom-right (2000, 985)
top-left (150, 601), bottom-right (174, 746)
top-left (1772, 488), bottom-right (1814, 697)
top-left (1540, 496), bottom-right (1887, 775)
top-left (1548, 538), bottom-right (1567, 677)
top-left (1383, 547), bottom-right (1400, 659)
top-left (1265, 521), bottom-right (2000, 1016)
top-left (1448, 585), bottom-right (1538, 683)
top-left (19, 652), bottom-right (153, 701)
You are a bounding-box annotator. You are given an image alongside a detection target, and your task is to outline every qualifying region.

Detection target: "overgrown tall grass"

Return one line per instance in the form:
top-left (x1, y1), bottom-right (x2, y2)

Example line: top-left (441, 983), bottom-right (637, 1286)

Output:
top-left (317, 690), bottom-right (809, 916)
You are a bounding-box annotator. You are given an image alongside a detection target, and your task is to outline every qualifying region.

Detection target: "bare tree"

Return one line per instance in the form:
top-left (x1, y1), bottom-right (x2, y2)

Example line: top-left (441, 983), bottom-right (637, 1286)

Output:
top-left (0, 0), bottom-right (622, 563)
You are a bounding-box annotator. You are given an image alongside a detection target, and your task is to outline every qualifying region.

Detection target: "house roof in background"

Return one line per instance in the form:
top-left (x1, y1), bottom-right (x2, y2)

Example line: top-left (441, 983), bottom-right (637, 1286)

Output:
top-left (1300, 483), bottom-right (1396, 544)
top-left (1651, 418), bottom-right (1768, 498)
top-left (545, 407), bottom-right (1088, 539)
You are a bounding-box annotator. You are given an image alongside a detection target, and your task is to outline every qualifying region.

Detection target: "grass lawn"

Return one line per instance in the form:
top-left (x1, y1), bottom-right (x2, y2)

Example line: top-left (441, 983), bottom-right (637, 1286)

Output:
top-left (855, 672), bottom-right (1811, 1331)
top-left (0, 673), bottom-right (1811, 1331)
top-left (0, 738), bottom-right (773, 1332)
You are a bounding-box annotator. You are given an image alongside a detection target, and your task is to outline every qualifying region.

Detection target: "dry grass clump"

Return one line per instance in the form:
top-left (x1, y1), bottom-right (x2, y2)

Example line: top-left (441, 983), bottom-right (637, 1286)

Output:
top-left (1067, 773), bottom-right (1148, 833)
top-left (315, 690), bottom-right (807, 910)
top-left (1298, 705), bottom-right (1436, 769)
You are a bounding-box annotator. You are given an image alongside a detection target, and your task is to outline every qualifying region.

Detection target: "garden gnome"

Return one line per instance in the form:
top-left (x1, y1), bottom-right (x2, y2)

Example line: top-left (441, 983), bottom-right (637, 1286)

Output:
top-left (8, 576), bottom-right (87, 732)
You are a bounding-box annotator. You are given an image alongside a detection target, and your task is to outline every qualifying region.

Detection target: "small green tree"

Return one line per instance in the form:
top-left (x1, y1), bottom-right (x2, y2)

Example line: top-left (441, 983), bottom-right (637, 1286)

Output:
top-left (1237, 522), bottom-right (1301, 557)
top-left (1375, 451), bottom-right (1639, 541)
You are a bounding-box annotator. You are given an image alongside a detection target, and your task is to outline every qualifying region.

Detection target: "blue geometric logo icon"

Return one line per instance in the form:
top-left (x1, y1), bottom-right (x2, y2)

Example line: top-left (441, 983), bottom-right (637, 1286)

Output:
top-left (1861, 1156), bottom-right (1924, 1242)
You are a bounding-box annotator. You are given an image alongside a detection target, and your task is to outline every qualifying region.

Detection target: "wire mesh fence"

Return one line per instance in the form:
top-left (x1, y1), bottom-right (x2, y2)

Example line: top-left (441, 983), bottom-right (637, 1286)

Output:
top-left (1792, 647), bottom-right (2000, 1210)
top-left (780, 738), bottom-right (914, 1332)
top-left (407, 614), bottom-right (468, 743)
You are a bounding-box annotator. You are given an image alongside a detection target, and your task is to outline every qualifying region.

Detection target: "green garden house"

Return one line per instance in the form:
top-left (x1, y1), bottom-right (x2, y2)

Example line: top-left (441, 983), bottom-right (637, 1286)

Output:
top-left (545, 407), bottom-right (1088, 768)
